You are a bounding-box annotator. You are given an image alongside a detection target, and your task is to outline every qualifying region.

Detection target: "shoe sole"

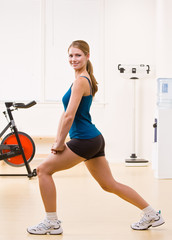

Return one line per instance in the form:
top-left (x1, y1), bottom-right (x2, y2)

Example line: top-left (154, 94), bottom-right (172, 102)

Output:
top-left (152, 221), bottom-right (165, 228)
top-left (27, 229), bottom-right (63, 235)
top-left (131, 221), bottom-right (165, 230)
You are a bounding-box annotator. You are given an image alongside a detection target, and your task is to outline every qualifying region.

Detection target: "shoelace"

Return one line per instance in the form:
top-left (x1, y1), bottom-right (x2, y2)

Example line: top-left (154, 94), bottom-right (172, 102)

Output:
top-left (36, 222), bottom-right (51, 230)
top-left (34, 220), bottom-right (61, 231)
top-left (137, 213), bottom-right (155, 226)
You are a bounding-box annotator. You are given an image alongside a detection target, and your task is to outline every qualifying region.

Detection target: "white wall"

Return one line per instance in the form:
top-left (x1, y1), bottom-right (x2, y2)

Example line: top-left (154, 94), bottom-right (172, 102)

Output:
top-left (104, 0), bottom-right (157, 161)
top-left (0, 0), bottom-right (42, 101)
top-left (0, 0), bottom-right (157, 162)
top-left (156, 0), bottom-right (172, 78)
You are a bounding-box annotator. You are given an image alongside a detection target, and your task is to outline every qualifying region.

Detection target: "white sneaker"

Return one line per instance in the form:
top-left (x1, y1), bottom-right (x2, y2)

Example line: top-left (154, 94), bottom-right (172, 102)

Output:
top-left (27, 219), bottom-right (63, 235)
top-left (131, 210), bottom-right (165, 230)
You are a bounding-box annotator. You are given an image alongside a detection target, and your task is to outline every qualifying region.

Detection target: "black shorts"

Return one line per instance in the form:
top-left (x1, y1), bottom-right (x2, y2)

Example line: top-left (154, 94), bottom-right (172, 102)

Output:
top-left (66, 134), bottom-right (105, 160)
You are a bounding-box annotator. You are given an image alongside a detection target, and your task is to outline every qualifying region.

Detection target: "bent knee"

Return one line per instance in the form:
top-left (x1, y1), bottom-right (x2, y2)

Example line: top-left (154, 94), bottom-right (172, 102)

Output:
top-left (36, 163), bottom-right (52, 177)
top-left (100, 183), bottom-right (113, 193)
top-left (100, 181), bottom-right (119, 193)
top-left (100, 184), bottom-right (111, 192)
top-left (36, 165), bottom-right (44, 177)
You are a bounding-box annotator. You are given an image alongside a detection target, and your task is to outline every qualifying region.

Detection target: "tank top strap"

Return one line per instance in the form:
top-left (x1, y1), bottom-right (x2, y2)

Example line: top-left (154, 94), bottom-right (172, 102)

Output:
top-left (80, 76), bottom-right (92, 95)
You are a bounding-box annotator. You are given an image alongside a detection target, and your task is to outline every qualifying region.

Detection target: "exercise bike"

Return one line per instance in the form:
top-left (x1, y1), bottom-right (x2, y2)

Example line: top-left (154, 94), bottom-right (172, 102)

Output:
top-left (0, 101), bottom-right (37, 178)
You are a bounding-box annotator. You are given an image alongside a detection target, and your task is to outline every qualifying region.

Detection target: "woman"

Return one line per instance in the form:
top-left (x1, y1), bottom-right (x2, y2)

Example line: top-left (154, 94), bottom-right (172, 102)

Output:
top-left (27, 40), bottom-right (164, 235)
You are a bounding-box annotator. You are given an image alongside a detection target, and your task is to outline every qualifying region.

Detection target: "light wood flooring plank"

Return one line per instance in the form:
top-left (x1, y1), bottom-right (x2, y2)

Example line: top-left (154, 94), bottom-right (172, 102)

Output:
top-left (0, 160), bottom-right (171, 240)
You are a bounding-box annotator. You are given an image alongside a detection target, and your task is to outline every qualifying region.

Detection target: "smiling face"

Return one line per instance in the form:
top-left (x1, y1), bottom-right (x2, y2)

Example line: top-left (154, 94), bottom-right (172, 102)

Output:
top-left (68, 46), bottom-right (89, 71)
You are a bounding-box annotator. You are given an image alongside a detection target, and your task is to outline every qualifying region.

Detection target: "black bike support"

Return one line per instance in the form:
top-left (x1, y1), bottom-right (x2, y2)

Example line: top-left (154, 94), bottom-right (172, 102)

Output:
top-left (14, 126), bottom-right (33, 177)
top-left (0, 104), bottom-right (36, 178)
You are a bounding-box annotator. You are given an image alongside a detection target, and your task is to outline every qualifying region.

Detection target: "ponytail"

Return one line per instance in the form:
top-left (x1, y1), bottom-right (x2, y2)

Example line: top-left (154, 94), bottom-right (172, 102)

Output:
top-left (86, 60), bottom-right (98, 96)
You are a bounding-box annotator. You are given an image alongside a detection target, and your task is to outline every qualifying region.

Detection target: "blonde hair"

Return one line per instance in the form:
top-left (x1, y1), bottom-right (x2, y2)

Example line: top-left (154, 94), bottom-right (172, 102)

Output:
top-left (68, 40), bottom-right (98, 96)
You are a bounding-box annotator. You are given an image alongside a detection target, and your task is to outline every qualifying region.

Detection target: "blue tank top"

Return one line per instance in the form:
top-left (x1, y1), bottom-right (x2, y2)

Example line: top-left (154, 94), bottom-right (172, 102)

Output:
top-left (62, 76), bottom-right (101, 139)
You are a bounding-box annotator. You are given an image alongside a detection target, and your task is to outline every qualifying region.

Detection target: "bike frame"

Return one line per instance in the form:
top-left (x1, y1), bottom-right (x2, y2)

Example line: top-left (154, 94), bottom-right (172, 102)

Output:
top-left (0, 102), bottom-right (36, 178)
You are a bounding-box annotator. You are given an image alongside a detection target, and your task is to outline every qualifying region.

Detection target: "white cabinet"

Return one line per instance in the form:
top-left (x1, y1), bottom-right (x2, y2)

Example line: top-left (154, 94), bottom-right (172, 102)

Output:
top-left (154, 109), bottom-right (172, 179)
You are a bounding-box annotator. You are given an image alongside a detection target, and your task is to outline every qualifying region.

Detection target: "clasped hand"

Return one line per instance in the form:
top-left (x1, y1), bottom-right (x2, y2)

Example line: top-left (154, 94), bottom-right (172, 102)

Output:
top-left (51, 142), bottom-right (66, 154)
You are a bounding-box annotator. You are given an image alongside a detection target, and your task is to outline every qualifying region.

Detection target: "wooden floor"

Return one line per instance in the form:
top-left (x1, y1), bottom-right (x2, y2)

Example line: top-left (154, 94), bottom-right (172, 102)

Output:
top-left (0, 159), bottom-right (171, 240)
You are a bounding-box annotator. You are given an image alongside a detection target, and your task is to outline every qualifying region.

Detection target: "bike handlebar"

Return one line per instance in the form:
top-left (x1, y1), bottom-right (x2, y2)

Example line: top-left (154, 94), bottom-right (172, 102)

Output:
top-left (14, 101), bottom-right (37, 109)
top-left (5, 101), bottom-right (37, 109)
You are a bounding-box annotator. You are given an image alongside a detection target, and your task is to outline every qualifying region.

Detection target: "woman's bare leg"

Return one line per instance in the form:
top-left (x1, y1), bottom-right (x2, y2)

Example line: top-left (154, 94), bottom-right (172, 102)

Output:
top-left (36, 145), bottom-right (85, 212)
top-left (85, 156), bottom-right (149, 209)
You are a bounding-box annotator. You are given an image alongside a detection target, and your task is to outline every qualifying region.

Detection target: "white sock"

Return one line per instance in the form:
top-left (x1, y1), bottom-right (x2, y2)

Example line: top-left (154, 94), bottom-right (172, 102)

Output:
top-left (46, 212), bottom-right (58, 222)
top-left (142, 206), bottom-right (157, 216)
